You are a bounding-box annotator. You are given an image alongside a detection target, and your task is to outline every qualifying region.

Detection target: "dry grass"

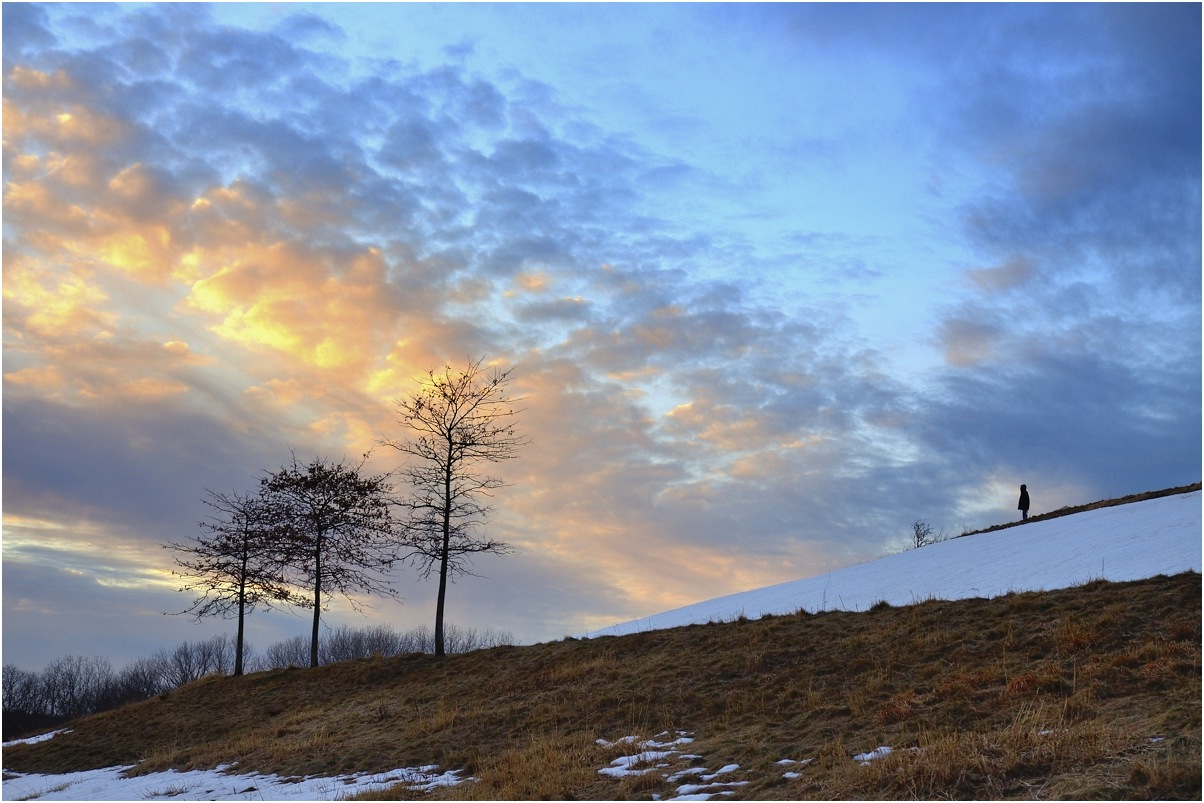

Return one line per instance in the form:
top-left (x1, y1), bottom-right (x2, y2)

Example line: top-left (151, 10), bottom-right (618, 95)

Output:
top-left (4, 572), bottom-right (1199, 800)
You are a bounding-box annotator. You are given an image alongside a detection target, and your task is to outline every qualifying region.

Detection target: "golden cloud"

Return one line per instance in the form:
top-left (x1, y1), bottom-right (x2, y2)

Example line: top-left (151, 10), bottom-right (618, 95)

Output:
top-left (2, 254), bottom-right (117, 338)
top-left (75, 375), bottom-right (190, 402)
top-left (504, 271), bottom-right (553, 297)
top-left (6, 66), bottom-right (74, 92)
top-left (2, 512), bottom-right (180, 592)
top-left (3, 364), bottom-right (66, 395)
top-left (180, 240), bottom-right (450, 432)
top-left (96, 227), bottom-right (177, 282)
top-left (3, 178), bottom-right (92, 234)
top-left (665, 398), bottom-right (779, 452)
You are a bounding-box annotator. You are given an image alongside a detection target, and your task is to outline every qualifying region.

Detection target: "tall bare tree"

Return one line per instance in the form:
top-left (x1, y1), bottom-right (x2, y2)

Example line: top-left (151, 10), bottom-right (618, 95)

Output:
top-left (165, 489), bottom-right (300, 675)
top-left (260, 454), bottom-right (398, 668)
top-left (383, 357), bottom-right (526, 656)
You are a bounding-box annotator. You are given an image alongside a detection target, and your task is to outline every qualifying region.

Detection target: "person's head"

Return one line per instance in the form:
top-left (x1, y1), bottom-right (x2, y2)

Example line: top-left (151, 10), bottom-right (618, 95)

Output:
top-left (1020, 484), bottom-right (1027, 491)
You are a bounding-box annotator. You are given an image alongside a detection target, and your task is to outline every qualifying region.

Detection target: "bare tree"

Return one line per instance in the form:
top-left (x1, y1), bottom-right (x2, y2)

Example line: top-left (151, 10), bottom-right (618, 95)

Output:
top-left (259, 635), bottom-right (313, 670)
top-left (152, 634), bottom-right (242, 688)
top-left (260, 454), bottom-right (398, 668)
top-left (2, 664), bottom-right (51, 738)
top-left (255, 623), bottom-right (516, 668)
top-left (383, 357), bottom-right (526, 656)
top-left (165, 489), bottom-right (299, 675)
top-left (38, 655), bottom-right (114, 720)
top-left (910, 519), bottom-right (947, 549)
top-left (113, 656), bottom-right (172, 701)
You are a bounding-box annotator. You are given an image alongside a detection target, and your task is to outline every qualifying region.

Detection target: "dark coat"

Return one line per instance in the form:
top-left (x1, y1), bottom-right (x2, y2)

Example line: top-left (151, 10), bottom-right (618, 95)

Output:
top-left (1018, 487), bottom-right (1030, 511)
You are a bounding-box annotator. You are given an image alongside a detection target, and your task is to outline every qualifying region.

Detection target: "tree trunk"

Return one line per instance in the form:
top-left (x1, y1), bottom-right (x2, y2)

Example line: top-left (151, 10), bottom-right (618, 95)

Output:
top-left (235, 599), bottom-right (246, 676)
top-left (310, 531), bottom-right (322, 668)
top-left (235, 539), bottom-right (248, 676)
top-left (434, 546), bottom-right (449, 656)
top-left (235, 576), bottom-right (246, 675)
top-left (434, 455), bottom-right (453, 657)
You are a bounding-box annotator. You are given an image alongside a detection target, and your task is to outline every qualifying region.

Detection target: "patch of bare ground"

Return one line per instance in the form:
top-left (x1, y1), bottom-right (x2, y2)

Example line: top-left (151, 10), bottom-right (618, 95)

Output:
top-left (4, 571), bottom-right (1199, 800)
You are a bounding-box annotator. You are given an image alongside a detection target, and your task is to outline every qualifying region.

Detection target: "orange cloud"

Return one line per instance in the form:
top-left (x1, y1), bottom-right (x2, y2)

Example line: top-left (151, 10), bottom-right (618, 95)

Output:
top-left (665, 398), bottom-right (780, 452)
top-left (2, 253), bottom-right (116, 339)
top-left (185, 242), bottom-right (382, 369)
top-left (3, 364), bottom-right (66, 397)
top-left (505, 271), bottom-right (553, 297)
top-left (3, 178), bottom-right (93, 236)
top-left (95, 227), bottom-right (178, 283)
top-left (6, 65), bottom-right (74, 92)
top-left (75, 375), bottom-right (190, 402)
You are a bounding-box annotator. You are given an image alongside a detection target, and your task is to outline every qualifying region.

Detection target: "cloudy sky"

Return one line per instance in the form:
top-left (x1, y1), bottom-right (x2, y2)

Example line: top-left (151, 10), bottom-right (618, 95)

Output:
top-left (3, 2), bottom-right (1200, 671)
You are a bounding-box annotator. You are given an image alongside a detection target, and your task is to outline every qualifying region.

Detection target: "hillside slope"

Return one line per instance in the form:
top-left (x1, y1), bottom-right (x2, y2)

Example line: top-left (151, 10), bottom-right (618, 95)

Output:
top-left (3, 489), bottom-right (1201, 800)
top-left (4, 573), bottom-right (1199, 800)
top-left (588, 487), bottom-right (1202, 638)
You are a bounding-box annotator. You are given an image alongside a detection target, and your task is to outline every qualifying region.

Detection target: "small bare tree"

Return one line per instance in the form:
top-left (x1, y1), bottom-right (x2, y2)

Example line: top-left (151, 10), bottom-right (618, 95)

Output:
top-left (260, 454), bottom-right (399, 668)
top-left (911, 519), bottom-right (947, 549)
top-left (383, 357), bottom-right (526, 656)
top-left (165, 489), bottom-right (300, 675)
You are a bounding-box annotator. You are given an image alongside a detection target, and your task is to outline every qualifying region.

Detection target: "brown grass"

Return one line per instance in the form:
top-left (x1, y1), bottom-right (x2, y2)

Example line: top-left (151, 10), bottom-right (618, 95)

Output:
top-left (4, 572), bottom-right (1199, 800)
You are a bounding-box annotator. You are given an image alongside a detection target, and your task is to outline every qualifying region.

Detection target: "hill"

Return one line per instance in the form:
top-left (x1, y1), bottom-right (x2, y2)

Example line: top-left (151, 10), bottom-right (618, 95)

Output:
top-left (2, 489), bottom-right (1201, 800)
top-left (588, 485), bottom-right (1201, 637)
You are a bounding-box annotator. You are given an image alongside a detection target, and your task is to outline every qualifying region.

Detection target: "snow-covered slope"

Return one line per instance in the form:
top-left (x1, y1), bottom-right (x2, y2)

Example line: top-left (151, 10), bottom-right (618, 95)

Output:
top-left (587, 490), bottom-right (1202, 638)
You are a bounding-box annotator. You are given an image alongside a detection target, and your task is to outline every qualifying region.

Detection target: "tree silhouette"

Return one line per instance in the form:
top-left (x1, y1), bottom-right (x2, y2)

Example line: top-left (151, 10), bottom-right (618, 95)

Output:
top-left (165, 489), bottom-right (300, 675)
top-left (384, 357), bottom-right (526, 656)
top-left (260, 454), bottom-right (398, 668)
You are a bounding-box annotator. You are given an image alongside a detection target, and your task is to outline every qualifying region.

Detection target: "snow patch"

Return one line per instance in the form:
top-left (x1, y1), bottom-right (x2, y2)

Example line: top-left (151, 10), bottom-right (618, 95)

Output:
top-left (853, 746), bottom-right (893, 765)
top-left (598, 731), bottom-right (745, 801)
top-left (2, 729), bottom-right (71, 747)
top-left (0, 763), bottom-right (467, 801)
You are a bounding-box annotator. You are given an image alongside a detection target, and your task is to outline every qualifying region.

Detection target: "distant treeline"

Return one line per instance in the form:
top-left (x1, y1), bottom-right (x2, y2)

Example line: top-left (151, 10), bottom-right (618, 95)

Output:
top-left (1, 623), bottom-right (512, 741)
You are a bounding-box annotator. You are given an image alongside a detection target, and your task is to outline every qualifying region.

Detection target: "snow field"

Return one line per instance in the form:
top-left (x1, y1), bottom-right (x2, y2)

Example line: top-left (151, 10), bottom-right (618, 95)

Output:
top-left (588, 491), bottom-right (1202, 638)
top-left (0, 731), bottom-right (468, 803)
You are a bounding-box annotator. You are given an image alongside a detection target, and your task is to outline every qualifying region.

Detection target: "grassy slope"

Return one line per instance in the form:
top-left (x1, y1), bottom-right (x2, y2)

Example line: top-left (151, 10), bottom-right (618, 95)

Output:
top-left (3, 571), bottom-right (1199, 800)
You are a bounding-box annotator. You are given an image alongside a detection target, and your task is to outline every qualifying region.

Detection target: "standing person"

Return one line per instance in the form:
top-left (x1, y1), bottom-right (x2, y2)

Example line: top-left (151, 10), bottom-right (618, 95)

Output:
top-left (1018, 484), bottom-right (1030, 520)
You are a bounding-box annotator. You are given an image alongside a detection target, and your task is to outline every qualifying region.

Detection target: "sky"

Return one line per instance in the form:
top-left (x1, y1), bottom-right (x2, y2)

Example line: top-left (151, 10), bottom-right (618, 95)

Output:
top-left (2, 2), bottom-right (1200, 672)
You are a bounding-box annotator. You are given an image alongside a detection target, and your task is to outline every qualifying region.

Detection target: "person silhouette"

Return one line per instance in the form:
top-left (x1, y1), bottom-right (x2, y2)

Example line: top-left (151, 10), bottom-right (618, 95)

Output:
top-left (1018, 484), bottom-right (1030, 520)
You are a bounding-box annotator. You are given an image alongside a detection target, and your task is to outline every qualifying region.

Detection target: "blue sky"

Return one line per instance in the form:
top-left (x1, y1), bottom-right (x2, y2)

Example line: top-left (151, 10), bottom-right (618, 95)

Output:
top-left (3, 2), bottom-right (1200, 671)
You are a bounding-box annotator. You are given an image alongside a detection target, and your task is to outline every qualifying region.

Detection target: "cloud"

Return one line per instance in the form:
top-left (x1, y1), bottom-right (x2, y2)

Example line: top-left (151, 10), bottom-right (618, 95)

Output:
top-left (938, 317), bottom-right (1002, 368)
top-left (0, 3), bottom-right (57, 56)
top-left (965, 258), bottom-right (1032, 294)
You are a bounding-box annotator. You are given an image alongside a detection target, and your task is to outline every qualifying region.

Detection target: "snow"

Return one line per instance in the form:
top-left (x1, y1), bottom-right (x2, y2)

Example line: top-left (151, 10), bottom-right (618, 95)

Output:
top-left (598, 750), bottom-right (678, 777)
top-left (599, 732), bottom-right (749, 800)
top-left (588, 490), bottom-right (1201, 637)
top-left (5, 491), bottom-right (1199, 801)
top-left (2, 729), bottom-right (71, 747)
top-left (0, 764), bottom-right (466, 801)
top-left (853, 746), bottom-right (894, 765)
